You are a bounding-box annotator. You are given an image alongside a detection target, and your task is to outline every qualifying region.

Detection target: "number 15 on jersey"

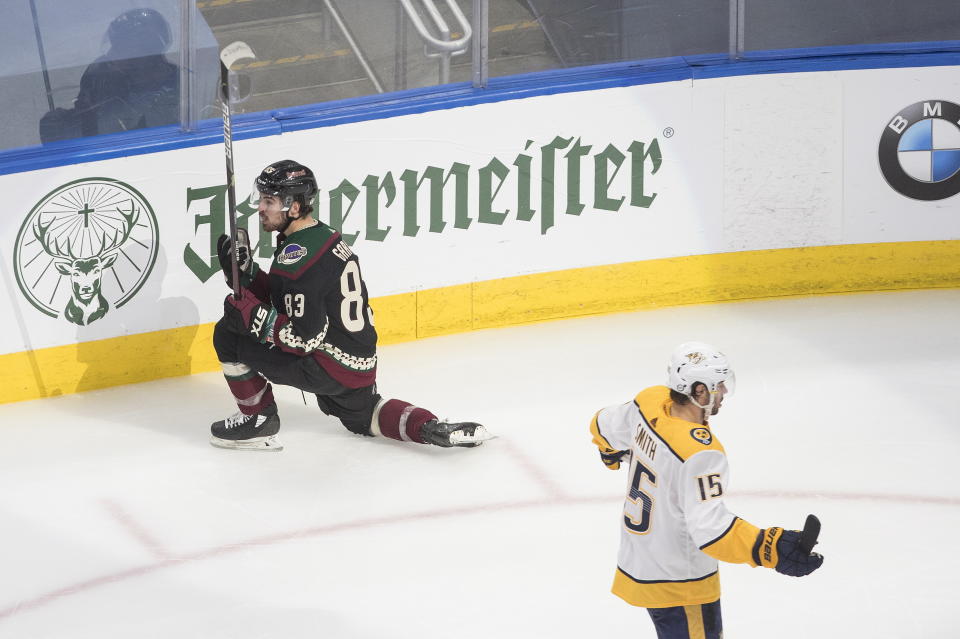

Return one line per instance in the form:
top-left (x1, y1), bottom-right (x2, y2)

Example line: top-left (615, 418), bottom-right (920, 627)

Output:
top-left (625, 459), bottom-right (657, 535)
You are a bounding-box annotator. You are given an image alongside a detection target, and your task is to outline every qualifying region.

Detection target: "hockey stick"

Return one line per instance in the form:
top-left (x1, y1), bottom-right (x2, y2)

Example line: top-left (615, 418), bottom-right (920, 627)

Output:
top-left (218, 41), bottom-right (256, 300)
top-left (798, 513), bottom-right (821, 554)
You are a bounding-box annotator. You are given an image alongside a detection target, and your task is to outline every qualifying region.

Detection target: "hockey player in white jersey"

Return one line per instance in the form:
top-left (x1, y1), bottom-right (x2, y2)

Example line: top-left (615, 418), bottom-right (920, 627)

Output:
top-left (590, 342), bottom-right (823, 638)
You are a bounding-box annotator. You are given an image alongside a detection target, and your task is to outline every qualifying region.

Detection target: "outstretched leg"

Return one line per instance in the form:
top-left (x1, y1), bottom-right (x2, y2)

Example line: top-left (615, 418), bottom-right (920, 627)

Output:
top-left (315, 387), bottom-right (491, 448)
top-left (372, 398), bottom-right (492, 448)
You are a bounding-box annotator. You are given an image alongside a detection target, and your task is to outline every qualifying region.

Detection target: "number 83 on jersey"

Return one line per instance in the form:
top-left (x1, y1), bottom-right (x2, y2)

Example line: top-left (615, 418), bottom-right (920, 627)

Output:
top-left (282, 261), bottom-right (374, 332)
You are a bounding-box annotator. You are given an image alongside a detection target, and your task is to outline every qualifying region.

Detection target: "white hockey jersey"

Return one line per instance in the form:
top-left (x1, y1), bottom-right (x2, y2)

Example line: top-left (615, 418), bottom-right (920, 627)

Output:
top-left (590, 385), bottom-right (763, 608)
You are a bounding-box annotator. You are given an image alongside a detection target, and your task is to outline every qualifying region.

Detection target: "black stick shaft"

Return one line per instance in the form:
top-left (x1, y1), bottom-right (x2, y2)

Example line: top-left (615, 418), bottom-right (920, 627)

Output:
top-left (219, 58), bottom-right (241, 300)
top-left (28, 0), bottom-right (55, 112)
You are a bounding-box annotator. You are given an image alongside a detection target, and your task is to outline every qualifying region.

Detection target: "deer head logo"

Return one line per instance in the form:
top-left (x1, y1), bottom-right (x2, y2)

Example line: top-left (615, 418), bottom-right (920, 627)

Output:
top-left (32, 202), bottom-right (139, 325)
top-left (14, 178), bottom-right (159, 325)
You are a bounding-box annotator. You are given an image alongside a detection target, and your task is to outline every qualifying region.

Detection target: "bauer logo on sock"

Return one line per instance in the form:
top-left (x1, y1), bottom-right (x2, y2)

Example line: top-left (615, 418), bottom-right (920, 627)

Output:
top-left (690, 427), bottom-right (712, 445)
top-left (277, 243), bottom-right (308, 265)
top-left (878, 100), bottom-right (960, 201)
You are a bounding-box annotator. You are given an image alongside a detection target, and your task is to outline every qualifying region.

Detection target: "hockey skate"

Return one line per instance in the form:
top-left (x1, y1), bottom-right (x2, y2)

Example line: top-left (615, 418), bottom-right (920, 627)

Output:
top-left (210, 409), bottom-right (282, 451)
top-left (420, 420), bottom-right (494, 448)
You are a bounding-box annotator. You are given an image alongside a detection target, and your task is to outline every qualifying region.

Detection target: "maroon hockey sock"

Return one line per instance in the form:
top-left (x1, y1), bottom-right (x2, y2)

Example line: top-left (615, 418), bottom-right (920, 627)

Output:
top-left (375, 399), bottom-right (436, 444)
top-left (222, 362), bottom-right (276, 415)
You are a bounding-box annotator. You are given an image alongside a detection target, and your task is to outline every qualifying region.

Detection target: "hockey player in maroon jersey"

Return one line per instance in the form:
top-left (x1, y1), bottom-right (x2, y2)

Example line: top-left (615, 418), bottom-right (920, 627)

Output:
top-left (210, 159), bottom-right (492, 451)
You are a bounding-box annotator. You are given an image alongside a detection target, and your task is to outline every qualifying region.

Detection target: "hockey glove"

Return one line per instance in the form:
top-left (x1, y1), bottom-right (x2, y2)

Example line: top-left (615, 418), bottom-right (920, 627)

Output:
top-left (753, 526), bottom-right (824, 577)
top-left (217, 230), bottom-right (258, 287)
top-left (599, 449), bottom-right (630, 470)
top-left (225, 287), bottom-right (277, 344)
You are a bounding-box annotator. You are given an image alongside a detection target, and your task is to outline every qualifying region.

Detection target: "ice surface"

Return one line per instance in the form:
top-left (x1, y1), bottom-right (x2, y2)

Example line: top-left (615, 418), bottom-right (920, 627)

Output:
top-left (0, 289), bottom-right (958, 638)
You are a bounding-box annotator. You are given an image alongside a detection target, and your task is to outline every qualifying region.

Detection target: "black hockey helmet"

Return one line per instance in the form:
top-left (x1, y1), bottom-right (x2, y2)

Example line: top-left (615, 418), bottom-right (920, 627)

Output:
top-left (107, 8), bottom-right (171, 57)
top-left (254, 160), bottom-right (318, 212)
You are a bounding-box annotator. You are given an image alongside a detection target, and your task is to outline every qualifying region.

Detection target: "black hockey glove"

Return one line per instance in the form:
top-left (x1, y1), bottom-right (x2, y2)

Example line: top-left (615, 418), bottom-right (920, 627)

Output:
top-left (753, 526), bottom-right (824, 577)
top-left (224, 287), bottom-right (277, 344)
top-left (216, 230), bottom-right (256, 286)
top-left (599, 449), bottom-right (630, 470)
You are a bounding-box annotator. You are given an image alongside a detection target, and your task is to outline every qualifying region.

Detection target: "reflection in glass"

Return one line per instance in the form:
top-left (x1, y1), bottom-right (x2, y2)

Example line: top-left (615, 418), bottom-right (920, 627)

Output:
top-left (39, 9), bottom-right (179, 142)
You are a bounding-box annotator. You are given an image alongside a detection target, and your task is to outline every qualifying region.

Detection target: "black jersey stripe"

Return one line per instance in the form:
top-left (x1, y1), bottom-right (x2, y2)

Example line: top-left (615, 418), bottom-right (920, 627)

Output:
top-left (699, 516), bottom-right (739, 550)
top-left (634, 399), bottom-right (685, 463)
top-left (616, 566), bottom-right (718, 585)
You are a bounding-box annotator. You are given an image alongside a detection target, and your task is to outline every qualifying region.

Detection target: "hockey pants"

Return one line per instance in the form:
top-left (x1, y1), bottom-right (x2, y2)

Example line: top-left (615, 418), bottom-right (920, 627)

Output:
top-left (213, 315), bottom-right (380, 435)
top-left (647, 599), bottom-right (722, 639)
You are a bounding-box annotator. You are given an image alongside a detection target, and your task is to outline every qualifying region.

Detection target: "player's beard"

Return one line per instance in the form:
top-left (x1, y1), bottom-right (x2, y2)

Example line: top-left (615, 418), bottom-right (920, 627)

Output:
top-left (259, 214), bottom-right (280, 233)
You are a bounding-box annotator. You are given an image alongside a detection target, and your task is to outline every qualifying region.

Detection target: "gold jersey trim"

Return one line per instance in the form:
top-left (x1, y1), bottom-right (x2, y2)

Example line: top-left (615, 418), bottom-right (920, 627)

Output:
top-left (612, 567), bottom-right (720, 608)
top-left (700, 517), bottom-right (762, 566)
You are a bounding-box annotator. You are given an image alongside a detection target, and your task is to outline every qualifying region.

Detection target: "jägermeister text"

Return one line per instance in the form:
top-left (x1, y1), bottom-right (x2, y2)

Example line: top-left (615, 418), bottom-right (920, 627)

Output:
top-left (328, 135), bottom-right (662, 244)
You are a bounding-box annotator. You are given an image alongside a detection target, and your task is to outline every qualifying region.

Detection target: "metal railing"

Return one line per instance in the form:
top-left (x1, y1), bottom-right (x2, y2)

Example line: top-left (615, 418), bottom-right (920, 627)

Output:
top-left (472, 0), bottom-right (488, 88)
top-left (398, 0), bottom-right (472, 85)
top-left (323, 0), bottom-right (386, 93)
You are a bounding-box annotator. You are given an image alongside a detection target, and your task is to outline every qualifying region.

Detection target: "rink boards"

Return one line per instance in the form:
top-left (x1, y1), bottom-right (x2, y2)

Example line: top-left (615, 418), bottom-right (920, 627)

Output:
top-left (1, 62), bottom-right (959, 403)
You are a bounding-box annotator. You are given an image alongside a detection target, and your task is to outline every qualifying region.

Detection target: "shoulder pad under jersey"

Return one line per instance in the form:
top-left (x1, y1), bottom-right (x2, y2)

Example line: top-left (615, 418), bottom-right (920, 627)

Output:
top-left (635, 385), bottom-right (725, 461)
top-left (272, 224), bottom-right (339, 277)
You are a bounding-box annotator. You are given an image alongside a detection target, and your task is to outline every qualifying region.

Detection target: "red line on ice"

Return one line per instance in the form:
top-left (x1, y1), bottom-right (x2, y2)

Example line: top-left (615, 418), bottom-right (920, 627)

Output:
top-left (0, 490), bottom-right (956, 622)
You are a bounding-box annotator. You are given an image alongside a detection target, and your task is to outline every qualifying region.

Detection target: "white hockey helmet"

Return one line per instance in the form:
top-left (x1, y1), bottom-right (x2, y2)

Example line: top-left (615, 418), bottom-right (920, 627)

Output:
top-left (667, 341), bottom-right (735, 398)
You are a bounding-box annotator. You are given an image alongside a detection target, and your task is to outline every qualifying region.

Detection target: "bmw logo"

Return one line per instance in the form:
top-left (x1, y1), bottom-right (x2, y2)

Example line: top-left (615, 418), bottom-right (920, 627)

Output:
top-left (878, 100), bottom-right (960, 201)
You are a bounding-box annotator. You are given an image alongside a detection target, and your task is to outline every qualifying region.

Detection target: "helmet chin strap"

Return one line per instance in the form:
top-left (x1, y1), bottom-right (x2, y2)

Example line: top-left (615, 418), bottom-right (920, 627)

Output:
top-left (276, 197), bottom-right (298, 235)
top-left (688, 393), bottom-right (715, 424)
